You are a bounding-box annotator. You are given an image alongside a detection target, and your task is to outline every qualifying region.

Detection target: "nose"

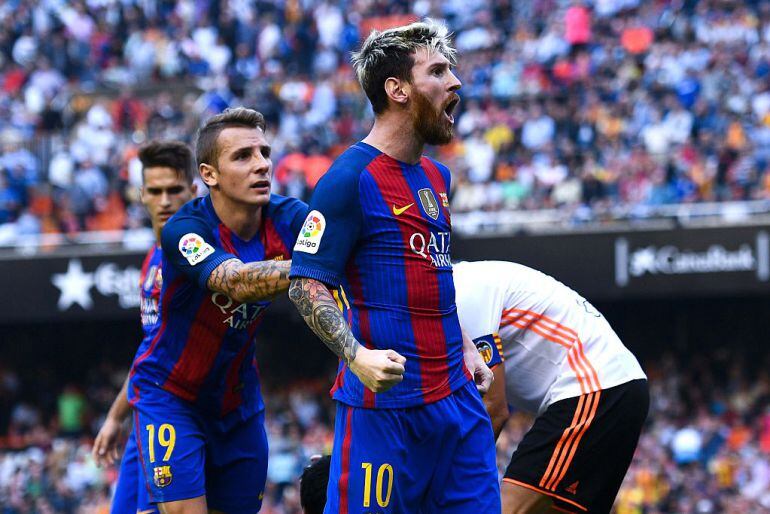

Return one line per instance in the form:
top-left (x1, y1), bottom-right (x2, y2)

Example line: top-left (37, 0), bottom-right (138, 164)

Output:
top-left (448, 70), bottom-right (462, 92)
top-left (160, 191), bottom-right (171, 206)
top-left (253, 153), bottom-right (271, 175)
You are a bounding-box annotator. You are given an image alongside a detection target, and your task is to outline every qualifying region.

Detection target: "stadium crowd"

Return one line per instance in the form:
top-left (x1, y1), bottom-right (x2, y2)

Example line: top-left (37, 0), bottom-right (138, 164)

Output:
top-left (1, 0), bottom-right (770, 243)
top-left (1, 347), bottom-right (769, 513)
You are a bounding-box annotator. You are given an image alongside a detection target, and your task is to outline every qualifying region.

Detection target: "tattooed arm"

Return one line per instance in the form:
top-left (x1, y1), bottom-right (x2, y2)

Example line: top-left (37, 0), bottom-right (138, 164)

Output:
top-left (289, 277), bottom-right (406, 393)
top-left (206, 258), bottom-right (292, 303)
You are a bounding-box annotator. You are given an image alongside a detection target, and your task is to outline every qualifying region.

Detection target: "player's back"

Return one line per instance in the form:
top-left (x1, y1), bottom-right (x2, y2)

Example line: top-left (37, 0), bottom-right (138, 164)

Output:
top-left (130, 194), bottom-right (304, 425)
top-left (292, 142), bottom-right (470, 409)
top-left (453, 260), bottom-right (645, 415)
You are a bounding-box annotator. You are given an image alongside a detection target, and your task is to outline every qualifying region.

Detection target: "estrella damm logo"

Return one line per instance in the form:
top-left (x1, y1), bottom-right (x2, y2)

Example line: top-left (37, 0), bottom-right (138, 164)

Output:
top-left (153, 465), bottom-right (173, 488)
top-left (476, 340), bottom-right (494, 365)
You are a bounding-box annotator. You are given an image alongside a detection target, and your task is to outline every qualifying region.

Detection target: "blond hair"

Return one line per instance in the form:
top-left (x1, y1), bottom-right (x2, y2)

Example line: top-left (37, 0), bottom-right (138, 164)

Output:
top-left (351, 20), bottom-right (457, 114)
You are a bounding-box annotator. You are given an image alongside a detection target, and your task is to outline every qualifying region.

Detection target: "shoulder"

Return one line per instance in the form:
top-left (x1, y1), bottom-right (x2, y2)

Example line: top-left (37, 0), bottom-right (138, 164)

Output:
top-left (320, 143), bottom-right (381, 186)
top-left (421, 156), bottom-right (452, 187)
top-left (266, 193), bottom-right (308, 214)
top-left (423, 156), bottom-right (451, 176)
top-left (165, 197), bottom-right (212, 229)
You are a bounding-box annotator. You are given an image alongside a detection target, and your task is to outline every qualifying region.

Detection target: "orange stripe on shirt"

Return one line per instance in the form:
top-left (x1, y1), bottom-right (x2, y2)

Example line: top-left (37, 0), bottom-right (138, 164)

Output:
top-left (501, 311), bottom-right (602, 392)
top-left (508, 318), bottom-right (589, 394)
top-left (505, 317), bottom-right (591, 394)
top-left (503, 308), bottom-right (579, 339)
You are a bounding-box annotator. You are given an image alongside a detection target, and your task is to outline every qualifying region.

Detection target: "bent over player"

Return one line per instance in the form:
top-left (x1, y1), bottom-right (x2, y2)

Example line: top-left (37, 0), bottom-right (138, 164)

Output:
top-left (92, 140), bottom-right (197, 514)
top-left (289, 21), bottom-right (499, 514)
top-left (454, 261), bottom-right (649, 514)
top-left (129, 108), bottom-right (307, 513)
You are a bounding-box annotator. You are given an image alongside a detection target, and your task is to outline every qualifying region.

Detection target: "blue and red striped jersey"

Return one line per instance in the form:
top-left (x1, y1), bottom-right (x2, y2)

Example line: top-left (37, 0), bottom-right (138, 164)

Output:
top-left (290, 142), bottom-right (471, 409)
top-left (129, 194), bottom-right (307, 426)
top-left (139, 245), bottom-right (163, 337)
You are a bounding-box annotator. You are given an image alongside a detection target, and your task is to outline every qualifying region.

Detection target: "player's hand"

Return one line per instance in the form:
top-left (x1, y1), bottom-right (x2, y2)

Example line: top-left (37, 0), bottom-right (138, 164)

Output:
top-left (92, 416), bottom-right (125, 467)
top-left (349, 348), bottom-right (406, 393)
top-left (464, 345), bottom-right (494, 395)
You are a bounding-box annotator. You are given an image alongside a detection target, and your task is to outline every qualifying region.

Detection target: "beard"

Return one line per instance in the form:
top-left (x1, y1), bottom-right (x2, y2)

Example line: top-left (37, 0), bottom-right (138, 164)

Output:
top-left (411, 88), bottom-right (454, 146)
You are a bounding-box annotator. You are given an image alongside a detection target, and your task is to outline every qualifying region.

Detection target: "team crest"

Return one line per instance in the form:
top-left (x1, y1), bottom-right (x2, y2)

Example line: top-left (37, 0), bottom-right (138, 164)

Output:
top-left (418, 188), bottom-right (439, 220)
top-left (143, 265), bottom-right (157, 290)
top-left (439, 192), bottom-right (449, 208)
top-left (153, 465), bottom-right (173, 488)
top-left (154, 268), bottom-right (163, 289)
top-left (476, 340), bottom-right (494, 365)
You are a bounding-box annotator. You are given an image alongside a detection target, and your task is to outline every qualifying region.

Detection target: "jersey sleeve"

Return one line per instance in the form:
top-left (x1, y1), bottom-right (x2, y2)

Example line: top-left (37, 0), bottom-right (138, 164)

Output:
top-left (288, 199), bottom-right (310, 241)
top-left (289, 166), bottom-right (362, 287)
top-left (160, 215), bottom-right (237, 289)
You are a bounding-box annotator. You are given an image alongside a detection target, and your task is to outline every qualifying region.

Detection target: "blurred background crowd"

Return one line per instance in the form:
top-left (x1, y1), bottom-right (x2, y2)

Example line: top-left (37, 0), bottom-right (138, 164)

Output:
top-left (1, 0), bottom-right (770, 244)
top-left (1, 347), bottom-right (769, 513)
top-left (3, 0), bottom-right (770, 513)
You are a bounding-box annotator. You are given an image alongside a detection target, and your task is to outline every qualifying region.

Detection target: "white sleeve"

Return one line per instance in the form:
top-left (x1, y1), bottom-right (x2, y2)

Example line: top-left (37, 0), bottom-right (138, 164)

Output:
top-left (453, 262), bottom-right (504, 339)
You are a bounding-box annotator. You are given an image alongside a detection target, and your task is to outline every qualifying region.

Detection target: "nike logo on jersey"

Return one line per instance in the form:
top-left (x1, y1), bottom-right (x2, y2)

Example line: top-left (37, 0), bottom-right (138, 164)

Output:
top-left (392, 203), bottom-right (414, 216)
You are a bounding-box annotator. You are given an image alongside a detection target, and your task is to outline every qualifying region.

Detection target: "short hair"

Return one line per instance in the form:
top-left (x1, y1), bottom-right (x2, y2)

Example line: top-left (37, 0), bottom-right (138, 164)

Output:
top-left (196, 107), bottom-right (267, 168)
top-left (351, 19), bottom-right (457, 115)
top-left (300, 455), bottom-right (331, 514)
top-left (138, 140), bottom-right (195, 184)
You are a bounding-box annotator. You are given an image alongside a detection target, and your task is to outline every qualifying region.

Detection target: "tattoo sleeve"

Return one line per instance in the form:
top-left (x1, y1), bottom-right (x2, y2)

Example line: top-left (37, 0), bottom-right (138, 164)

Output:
top-left (289, 277), bottom-right (360, 365)
top-left (206, 258), bottom-right (292, 302)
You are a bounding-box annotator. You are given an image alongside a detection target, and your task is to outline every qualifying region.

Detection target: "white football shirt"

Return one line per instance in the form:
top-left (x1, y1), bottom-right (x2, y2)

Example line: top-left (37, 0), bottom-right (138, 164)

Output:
top-left (453, 261), bottom-right (646, 415)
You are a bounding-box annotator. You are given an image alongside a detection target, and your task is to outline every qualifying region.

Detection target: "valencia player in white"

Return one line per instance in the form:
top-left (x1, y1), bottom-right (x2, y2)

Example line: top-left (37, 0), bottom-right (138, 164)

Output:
top-left (453, 261), bottom-right (648, 514)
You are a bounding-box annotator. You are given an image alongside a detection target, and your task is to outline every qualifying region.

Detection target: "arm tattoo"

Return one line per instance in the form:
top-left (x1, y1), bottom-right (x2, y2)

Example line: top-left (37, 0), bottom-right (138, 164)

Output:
top-left (207, 258), bottom-right (292, 302)
top-left (289, 277), bottom-right (360, 365)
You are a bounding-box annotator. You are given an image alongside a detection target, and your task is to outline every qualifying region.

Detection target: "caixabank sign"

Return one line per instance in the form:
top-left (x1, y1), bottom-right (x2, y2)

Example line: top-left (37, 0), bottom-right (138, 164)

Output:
top-left (453, 224), bottom-right (770, 300)
top-left (614, 233), bottom-right (769, 289)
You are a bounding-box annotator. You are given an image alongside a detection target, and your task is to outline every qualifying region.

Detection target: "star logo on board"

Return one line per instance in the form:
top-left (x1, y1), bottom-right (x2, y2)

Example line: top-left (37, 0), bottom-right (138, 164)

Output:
top-left (51, 259), bottom-right (95, 311)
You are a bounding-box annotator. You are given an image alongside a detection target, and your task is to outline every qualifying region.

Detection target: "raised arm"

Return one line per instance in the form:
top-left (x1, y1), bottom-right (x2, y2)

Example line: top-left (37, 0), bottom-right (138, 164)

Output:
top-left (206, 258), bottom-right (292, 303)
top-left (289, 276), bottom-right (406, 393)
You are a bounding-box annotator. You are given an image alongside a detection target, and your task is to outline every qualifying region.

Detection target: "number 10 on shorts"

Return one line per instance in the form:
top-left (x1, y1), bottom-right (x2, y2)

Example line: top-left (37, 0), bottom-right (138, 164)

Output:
top-left (361, 463), bottom-right (393, 508)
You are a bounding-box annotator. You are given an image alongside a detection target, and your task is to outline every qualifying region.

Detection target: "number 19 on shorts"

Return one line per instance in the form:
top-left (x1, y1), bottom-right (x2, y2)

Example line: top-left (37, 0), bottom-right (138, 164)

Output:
top-left (361, 463), bottom-right (393, 508)
top-left (146, 423), bottom-right (176, 463)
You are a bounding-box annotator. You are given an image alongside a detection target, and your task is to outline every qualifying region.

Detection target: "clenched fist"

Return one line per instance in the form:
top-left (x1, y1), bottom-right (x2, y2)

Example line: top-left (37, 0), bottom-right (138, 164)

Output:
top-left (349, 348), bottom-right (407, 393)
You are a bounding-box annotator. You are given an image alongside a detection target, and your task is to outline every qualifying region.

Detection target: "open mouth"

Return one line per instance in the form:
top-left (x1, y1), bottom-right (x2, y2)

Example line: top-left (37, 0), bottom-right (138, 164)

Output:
top-left (443, 96), bottom-right (459, 124)
top-left (250, 180), bottom-right (271, 193)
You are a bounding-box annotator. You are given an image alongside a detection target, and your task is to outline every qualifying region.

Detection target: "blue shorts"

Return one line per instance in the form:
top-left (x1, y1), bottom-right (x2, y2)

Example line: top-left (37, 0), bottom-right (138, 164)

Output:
top-left (112, 428), bottom-right (157, 514)
top-left (132, 386), bottom-right (268, 513)
top-left (324, 380), bottom-right (500, 514)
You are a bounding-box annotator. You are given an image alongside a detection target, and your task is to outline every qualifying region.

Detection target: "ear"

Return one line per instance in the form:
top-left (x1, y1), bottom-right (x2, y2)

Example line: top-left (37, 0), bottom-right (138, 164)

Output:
top-left (190, 182), bottom-right (199, 196)
top-left (199, 163), bottom-right (218, 188)
top-left (384, 77), bottom-right (409, 107)
top-left (139, 186), bottom-right (147, 205)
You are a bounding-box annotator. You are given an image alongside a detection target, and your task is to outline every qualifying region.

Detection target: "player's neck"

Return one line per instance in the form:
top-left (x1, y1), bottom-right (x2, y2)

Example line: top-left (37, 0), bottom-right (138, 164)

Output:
top-left (363, 113), bottom-right (424, 165)
top-left (210, 194), bottom-right (262, 240)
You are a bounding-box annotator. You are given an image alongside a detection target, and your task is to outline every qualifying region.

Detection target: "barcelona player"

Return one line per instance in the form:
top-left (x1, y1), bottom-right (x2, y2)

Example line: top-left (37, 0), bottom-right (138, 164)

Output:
top-left (454, 261), bottom-right (648, 514)
top-left (128, 108), bottom-right (307, 514)
top-left (92, 140), bottom-right (197, 514)
top-left (289, 21), bottom-right (499, 513)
